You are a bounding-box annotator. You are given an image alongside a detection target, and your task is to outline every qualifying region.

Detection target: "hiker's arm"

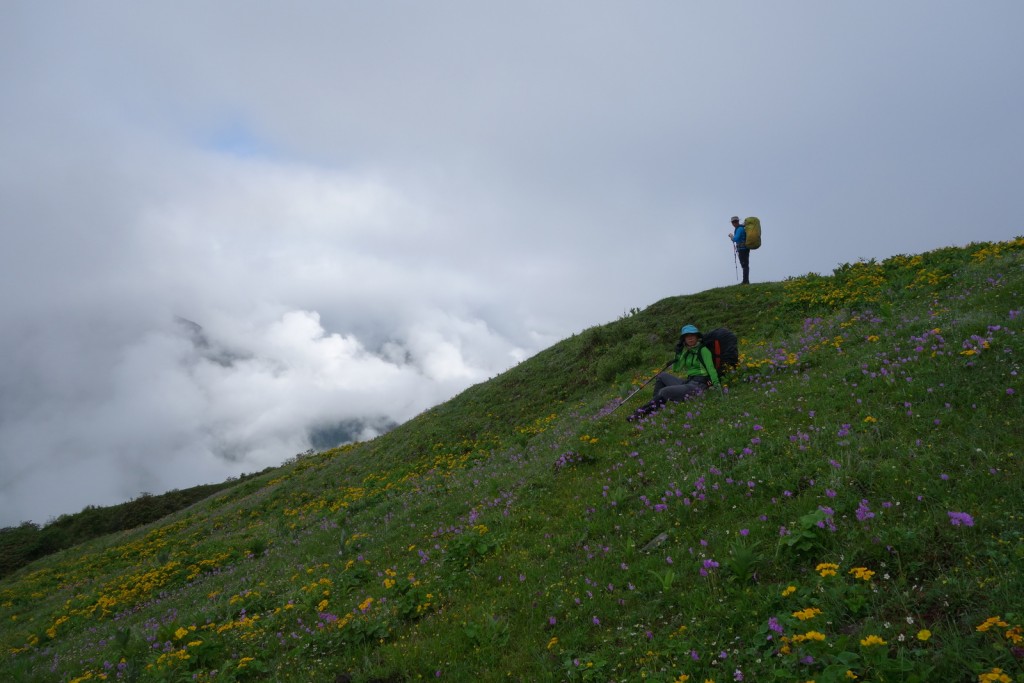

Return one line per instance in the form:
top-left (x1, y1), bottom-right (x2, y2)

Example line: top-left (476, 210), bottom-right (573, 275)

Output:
top-left (702, 347), bottom-right (721, 387)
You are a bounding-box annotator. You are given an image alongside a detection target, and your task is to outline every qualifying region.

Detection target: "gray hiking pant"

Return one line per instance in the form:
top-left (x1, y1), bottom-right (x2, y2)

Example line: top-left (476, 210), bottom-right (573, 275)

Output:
top-left (653, 372), bottom-right (709, 403)
top-left (738, 248), bottom-right (750, 284)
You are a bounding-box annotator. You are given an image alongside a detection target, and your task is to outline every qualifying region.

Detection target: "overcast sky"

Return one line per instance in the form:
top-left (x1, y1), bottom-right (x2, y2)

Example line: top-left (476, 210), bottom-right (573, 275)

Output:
top-left (2, 2), bottom-right (1021, 526)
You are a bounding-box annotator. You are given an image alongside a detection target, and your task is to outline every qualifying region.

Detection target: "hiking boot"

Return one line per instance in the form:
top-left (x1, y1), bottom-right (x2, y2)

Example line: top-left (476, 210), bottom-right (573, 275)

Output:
top-left (627, 399), bottom-right (665, 422)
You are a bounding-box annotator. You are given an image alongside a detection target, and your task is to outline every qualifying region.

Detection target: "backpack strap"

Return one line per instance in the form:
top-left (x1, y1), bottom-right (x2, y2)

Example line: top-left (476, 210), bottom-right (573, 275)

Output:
top-left (697, 345), bottom-right (713, 384)
top-left (697, 345), bottom-right (724, 393)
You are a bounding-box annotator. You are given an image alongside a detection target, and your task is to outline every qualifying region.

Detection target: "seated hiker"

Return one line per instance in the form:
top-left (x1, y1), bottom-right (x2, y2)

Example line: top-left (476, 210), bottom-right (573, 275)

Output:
top-left (629, 324), bottom-right (720, 420)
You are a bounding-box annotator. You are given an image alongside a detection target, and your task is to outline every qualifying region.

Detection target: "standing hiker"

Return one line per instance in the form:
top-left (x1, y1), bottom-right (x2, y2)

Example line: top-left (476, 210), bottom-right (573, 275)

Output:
top-left (628, 324), bottom-right (720, 421)
top-left (729, 216), bottom-right (750, 285)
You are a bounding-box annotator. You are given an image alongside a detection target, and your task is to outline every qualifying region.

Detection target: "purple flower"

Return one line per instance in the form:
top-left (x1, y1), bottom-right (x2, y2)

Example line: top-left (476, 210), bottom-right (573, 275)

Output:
top-left (700, 558), bottom-right (721, 576)
top-left (856, 499), bottom-right (875, 522)
top-left (768, 616), bottom-right (784, 634)
top-left (948, 511), bottom-right (975, 527)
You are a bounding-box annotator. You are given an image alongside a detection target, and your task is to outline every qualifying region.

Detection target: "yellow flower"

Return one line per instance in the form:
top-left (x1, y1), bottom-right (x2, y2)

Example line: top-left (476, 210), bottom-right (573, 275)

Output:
top-left (174, 627), bottom-right (190, 640)
top-left (782, 585), bottom-right (797, 597)
top-left (674, 675), bottom-right (689, 683)
top-left (978, 668), bottom-right (1012, 683)
top-left (978, 616), bottom-right (1010, 632)
top-left (816, 563), bottom-right (839, 578)
top-left (916, 629), bottom-right (932, 641)
top-left (797, 630), bottom-right (826, 642)
top-left (316, 599), bottom-right (329, 612)
top-left (848, 567), bottom-right (875, 581)
top-left (793, 607), bottom-right (822, 621)
top-left (547, 636), bottom-right (559, 650)
top-left (860, 634), bottom-right (887, 647)
top-left (846, 671), bottom-right (859, 679)
top-left (863, 416), bottom-right (877, 423)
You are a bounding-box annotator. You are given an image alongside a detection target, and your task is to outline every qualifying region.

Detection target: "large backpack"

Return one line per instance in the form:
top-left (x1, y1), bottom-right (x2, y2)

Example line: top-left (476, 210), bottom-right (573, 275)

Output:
top-left (700, 328), bottom-right (739, 373)
top-left (742, 217), bottom-right (762, 250)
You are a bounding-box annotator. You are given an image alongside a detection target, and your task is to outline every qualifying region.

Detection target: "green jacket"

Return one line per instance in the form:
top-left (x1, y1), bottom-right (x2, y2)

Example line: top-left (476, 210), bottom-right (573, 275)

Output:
top-left (673, 344), bottom-right (721, 388)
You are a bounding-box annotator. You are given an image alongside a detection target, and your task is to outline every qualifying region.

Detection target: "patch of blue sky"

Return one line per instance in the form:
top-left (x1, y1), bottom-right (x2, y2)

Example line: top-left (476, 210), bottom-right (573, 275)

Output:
top-left (202, 118), bottom-right (278, 159)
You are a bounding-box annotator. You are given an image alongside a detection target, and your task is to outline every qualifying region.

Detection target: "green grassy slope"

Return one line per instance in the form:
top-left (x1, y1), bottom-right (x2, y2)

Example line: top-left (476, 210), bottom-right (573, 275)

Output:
top-left (0, 476), bottom-right (275, 580)
top-left (2, 239), bottom-right (1022, 682)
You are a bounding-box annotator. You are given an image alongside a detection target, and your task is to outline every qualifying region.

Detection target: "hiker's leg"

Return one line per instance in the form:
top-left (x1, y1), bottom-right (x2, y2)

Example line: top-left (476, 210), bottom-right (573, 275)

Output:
top-left (657, 379), bottom-right (704, 403)
top-left (739, 250), bottom-right (750, 284)
top-left (652, 373), bottom-right (684, 400)
top-left (628, 376), bottom-right (676, 421)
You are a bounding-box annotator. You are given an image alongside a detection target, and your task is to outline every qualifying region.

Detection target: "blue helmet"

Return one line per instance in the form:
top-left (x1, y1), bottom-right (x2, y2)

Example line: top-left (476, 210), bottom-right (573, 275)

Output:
top-left (680, 324), bottom-right (700, 335)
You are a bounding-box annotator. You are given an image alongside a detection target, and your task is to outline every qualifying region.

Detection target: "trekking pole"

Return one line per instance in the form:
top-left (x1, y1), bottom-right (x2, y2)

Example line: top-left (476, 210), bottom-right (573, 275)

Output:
top-left (733, 244), bottom-right (739, 281)
top-left (608, 360), bottom-right (673, 414)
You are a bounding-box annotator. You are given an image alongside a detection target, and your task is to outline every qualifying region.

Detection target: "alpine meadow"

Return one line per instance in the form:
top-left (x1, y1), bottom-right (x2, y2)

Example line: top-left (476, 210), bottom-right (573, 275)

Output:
top-left (2, 238), bottom-right (1022, 682)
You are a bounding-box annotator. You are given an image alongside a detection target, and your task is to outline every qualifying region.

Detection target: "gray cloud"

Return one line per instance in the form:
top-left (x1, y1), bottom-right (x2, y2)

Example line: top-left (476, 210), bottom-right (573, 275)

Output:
top-left (2, 1), bottom-right (1022, 525)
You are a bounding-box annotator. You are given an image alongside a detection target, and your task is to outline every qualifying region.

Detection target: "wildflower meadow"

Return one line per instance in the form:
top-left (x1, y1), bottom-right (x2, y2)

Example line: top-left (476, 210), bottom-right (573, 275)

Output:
top-left (1, 238), bottom-right (1022, 682)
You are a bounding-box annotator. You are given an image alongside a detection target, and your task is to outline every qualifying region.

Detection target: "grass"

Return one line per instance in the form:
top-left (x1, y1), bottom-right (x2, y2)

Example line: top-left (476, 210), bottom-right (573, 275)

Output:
top-left (1, 237), bottom-right (1022, 682)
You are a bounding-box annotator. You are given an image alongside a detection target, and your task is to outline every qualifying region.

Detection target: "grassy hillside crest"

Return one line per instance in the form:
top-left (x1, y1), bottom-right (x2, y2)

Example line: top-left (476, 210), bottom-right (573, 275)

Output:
top-left (2, 238), bottom-right (1022, 682)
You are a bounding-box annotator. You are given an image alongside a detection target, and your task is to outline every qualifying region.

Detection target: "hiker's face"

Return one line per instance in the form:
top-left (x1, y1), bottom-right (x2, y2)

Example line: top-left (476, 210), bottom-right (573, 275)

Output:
top-left (683, 334), bottom-right (698, 346)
